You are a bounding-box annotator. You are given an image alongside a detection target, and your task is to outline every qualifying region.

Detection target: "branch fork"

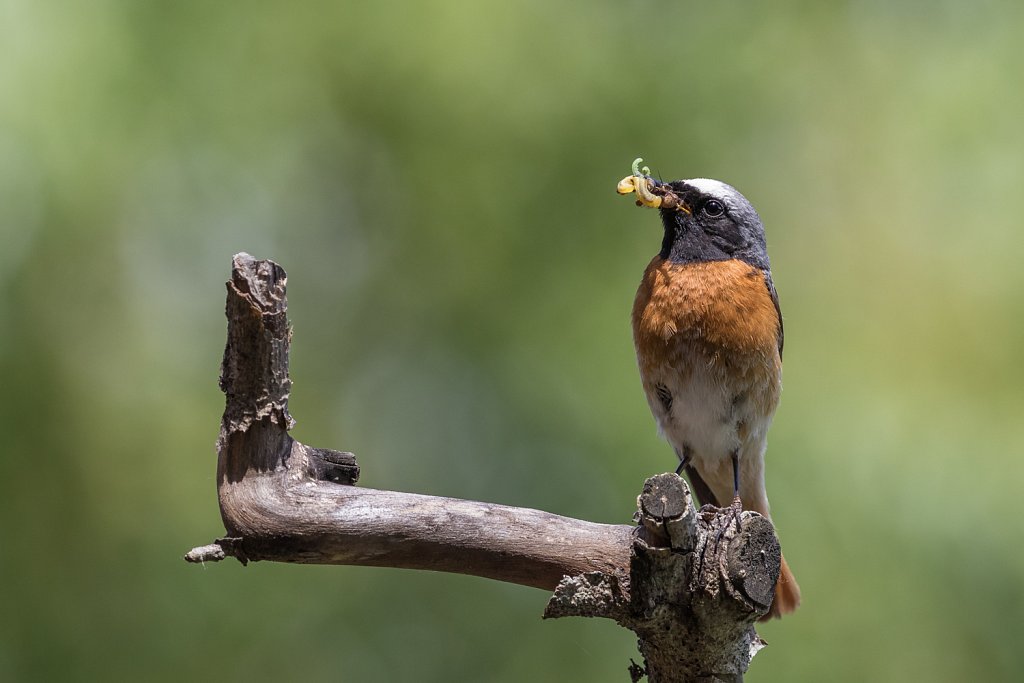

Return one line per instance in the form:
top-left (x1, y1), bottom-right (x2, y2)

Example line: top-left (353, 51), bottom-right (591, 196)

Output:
top-left (186, 253), bottom-right (782, 682)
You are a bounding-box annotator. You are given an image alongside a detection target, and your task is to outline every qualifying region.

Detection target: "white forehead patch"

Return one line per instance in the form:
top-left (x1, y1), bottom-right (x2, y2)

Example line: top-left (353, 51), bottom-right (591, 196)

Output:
top-left (683, 178), bottom-right (746, 207)
top-left (682, 178), bottom-right (765, 240)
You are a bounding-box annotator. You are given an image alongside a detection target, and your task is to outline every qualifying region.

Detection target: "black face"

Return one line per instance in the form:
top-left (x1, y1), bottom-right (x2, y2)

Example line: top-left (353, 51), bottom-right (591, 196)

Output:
top-left (658, 179), bottom-right (770, 271)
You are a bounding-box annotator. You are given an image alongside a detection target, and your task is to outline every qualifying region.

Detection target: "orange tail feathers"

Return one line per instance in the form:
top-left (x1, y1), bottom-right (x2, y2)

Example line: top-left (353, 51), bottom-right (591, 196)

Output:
top-left (760, 553), bottom-right (801, 621)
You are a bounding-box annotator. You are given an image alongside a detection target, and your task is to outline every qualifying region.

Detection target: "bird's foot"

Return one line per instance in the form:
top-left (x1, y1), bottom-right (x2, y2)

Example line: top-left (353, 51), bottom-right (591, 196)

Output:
top-left (713, 495), bottom-right (744, 553)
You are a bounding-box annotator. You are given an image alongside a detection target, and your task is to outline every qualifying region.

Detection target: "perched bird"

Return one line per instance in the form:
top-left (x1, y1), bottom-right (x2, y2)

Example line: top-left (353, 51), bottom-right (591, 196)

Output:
top-left (618, 160), bottom-right (800, 620)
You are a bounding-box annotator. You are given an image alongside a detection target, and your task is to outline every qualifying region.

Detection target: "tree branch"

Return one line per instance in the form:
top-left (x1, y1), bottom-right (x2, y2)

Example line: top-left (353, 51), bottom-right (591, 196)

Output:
top-left (186, 253), bottom-right (782, 682)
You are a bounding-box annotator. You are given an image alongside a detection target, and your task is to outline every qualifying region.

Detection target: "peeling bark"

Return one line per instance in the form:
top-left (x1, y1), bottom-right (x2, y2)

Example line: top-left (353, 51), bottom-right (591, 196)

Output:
top-left (185, 253), bottom-right (783, 682)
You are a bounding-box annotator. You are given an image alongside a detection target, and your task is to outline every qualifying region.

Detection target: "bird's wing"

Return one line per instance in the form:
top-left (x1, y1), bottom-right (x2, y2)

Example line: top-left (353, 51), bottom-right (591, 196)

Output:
top-left (764, 272), bottom-right (784, 358)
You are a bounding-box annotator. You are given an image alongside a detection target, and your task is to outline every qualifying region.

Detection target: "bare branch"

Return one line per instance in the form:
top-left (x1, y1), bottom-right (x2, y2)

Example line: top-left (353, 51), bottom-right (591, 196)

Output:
top-left (185, 253), bottom-right (783, 682)
top-left (544, 474), bottom-right (777, 682)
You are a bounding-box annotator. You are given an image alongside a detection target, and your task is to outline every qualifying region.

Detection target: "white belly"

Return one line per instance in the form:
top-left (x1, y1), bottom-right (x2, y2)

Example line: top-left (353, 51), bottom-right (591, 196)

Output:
top-left (642, 353), bottom-right (776, 513)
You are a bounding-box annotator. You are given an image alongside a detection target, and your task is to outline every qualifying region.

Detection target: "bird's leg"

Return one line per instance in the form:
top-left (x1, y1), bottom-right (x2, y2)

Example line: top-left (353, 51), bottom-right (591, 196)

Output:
top-left (673, 445), bottom-right (692, 476)
top-left (728, 449), bottom-right (743, 531)
top-left (713, 451), bottom-right (744, 552)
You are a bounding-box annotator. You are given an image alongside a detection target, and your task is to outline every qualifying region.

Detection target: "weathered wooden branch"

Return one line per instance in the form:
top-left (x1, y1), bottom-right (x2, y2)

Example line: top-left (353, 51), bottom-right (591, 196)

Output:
top-left (545, 474), bottom-right (778, 682)
top-left (185, 253), bottom-right (782, 682)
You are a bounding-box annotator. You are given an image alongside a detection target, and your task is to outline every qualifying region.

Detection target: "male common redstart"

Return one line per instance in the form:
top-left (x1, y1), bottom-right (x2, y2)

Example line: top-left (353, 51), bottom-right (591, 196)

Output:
top-left (618, 159), bottom-right (800, 619)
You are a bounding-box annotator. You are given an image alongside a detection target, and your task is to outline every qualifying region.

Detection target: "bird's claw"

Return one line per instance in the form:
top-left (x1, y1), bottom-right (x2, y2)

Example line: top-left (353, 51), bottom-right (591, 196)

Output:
top-left (713, 495), bottom-right (744, 554)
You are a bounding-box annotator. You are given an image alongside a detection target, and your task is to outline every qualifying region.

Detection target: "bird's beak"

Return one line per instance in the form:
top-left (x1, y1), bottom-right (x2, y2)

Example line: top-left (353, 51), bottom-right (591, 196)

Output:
top-left (616, 158), bottom-right (691, 214)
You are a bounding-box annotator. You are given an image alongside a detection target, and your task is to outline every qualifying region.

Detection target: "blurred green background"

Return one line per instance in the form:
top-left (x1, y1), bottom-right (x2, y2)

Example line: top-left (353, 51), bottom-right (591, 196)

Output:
top-left (2, 1), bottom-right (1022, 680)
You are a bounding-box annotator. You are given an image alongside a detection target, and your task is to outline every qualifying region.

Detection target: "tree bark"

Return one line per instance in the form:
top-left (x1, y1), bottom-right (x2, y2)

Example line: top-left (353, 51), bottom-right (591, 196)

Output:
top-left (185, 253), bottom-right (782, 682)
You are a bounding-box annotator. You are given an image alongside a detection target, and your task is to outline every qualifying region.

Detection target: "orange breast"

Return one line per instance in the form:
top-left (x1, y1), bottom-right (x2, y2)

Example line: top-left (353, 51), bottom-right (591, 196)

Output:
top-left (632, 257), bottom-right (782, 380)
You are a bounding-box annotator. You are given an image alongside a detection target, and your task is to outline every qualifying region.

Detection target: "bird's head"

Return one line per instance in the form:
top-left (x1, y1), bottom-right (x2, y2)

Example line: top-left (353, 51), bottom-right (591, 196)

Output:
top-left (618, 160), bottom-right (769, 271)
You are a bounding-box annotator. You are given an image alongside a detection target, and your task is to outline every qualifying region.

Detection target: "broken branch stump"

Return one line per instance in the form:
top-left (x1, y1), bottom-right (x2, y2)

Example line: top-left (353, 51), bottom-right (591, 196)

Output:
top-left (185, 253), bottom-right (782, 682)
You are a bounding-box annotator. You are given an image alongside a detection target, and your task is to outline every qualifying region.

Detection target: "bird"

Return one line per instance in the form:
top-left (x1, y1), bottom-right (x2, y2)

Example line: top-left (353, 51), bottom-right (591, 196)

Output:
top-left (617, 159), bottom-right (800, 620)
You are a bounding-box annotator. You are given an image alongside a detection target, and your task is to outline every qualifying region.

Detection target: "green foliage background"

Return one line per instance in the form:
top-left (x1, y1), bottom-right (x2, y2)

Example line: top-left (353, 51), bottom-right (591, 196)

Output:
top-left (2, 1), bottom-right (1022, 680)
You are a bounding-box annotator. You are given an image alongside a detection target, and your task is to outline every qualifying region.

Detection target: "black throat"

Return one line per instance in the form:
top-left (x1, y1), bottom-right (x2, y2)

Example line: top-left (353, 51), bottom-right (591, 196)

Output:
top-left (658, 209), bottom-right (769, 271)
top-left (659, 210), bottom-right (732, 265)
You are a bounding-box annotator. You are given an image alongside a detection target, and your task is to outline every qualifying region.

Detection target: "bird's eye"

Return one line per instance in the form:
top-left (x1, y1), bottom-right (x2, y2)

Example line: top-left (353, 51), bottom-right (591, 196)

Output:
top-left (703, 199), bottom-right (725, 217)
